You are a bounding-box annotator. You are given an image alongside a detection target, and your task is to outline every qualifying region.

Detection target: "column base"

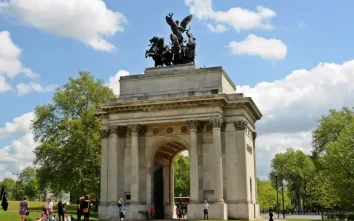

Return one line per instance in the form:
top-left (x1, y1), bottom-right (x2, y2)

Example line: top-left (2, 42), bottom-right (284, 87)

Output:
top-left (98, 204), bottom-right (120, 220)
top-left (227, 202), bottom-right (260, 220)
top-left (188, 203), bottom-right (227, 220)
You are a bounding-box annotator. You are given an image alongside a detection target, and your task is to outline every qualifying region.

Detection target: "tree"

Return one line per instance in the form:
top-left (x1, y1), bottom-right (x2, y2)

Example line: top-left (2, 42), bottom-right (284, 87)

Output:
top-left (312, 107), bottom-right (354, 156)
top-left (174, 154), bottom-right (190, 196)
top-left (32, 71), bottom-right (115, 199)
top-left (270, 148), bottom-right (315, 213)
top-left (257, 179), bottom-right (292, 213)
top-left (0, 178), bottom-right (16, 200)
top-left (322, 121), bottom-right (354, 207)
top-left (19, 166), bottom-right (37, 183)
top-left (23, 179), bottom-right (40, 200)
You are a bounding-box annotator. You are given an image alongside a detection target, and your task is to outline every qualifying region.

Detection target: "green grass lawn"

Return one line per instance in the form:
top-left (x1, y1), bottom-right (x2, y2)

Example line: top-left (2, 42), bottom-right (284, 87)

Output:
top-left (0, 210), bottom-right (98, 221)
top-left (7, 201), bottom-right (77, 211)
top-left (2, 201), bottom-right (98, 221)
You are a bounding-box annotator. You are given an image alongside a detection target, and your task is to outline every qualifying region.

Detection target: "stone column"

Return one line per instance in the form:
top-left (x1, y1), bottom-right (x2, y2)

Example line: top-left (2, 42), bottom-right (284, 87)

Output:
top-left (117, 127), bottom-right (127, 199)
top-left (100, 129), bottom-right (110, 206)
top-left (210, 116), bottom-right (224, 203)
top-left (234, 120), bottom-right (248, 202)
top-left (253, 131), bottom-right (258, 203)
top-left (108, 126), bottom-right (119, 204)
top-left (128, 124), bottom-right (141, 204)
top-left (187, 120), bottom-right (200, 203)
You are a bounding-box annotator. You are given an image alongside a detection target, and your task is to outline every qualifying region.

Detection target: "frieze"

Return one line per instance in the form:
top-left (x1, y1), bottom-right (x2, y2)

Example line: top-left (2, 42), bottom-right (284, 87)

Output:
top-left (234, 120), bottom-right (248, 131)
top-left (181, 126), bottom-right (188, 133)
top-left (153, 128), bottom-right (159, 135)
top-left (167, 127), bottom-right (173, 134)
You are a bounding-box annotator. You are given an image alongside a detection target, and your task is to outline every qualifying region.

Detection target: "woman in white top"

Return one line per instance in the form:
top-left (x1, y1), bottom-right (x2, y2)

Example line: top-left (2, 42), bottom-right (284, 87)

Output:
top-left (203, 200), bottom-right (210, 220)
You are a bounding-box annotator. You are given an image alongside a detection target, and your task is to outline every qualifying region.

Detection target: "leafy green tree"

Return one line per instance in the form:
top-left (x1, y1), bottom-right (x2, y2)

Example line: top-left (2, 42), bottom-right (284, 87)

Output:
top-left (322, 121), bottom-right (354, 207)
top-left (312, 107), bottom-right (354, 157)
top-left (32, 71), bottom-right (115, 199)
top-left (0, 178), bottom-right (16, 200)
top-left (19, 166), bottom-right (37, 183)
top-left (23, 179), bottom-right (40, 200)
top-left (270, 148), bottom-right (315, 213)
top-left (257, 179), bottom-right (292, 213)
top-left (174, 154), bottom-right (190, 196)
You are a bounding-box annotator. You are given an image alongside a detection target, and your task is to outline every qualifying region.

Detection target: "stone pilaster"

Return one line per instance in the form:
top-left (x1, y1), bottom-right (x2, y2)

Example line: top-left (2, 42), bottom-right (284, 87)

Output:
top-left (234, 120), bottom-right (248, 202)
top-left (253, 131), bottom-right (258, 203)
top-left (128, 123), bottom-right (141, 204)
top-left (146, 166), bottom-right (153, 205)
top-left (108, 126), bottom-right (119, 204)
top-left (210, 116), bottom-right (224, 203)
top-left (100, 129), bottom-right (109, 206)
top-left (187, 120), bottom-right (200, 203)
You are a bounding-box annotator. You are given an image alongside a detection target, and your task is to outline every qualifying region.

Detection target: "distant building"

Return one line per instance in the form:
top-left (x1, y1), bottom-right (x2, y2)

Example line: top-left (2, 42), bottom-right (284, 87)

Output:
top-left (40, 189), bottom-right (70, 203)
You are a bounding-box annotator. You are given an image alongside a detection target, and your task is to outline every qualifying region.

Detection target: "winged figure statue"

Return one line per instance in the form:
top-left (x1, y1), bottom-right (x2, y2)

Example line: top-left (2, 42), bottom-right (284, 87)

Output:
top-left (165, 13), bottom-right (193, 43)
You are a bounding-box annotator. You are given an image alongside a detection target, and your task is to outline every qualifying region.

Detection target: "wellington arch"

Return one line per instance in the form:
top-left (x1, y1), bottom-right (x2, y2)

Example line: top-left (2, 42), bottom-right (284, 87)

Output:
top-left (95, 64), bottom-right (263, 220)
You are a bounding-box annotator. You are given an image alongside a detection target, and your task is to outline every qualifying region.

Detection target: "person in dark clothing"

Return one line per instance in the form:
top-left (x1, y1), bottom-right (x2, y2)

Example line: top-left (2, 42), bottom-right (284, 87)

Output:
top-left (269, 206), bottom-right (274, 221)
top-left (58, 200), bottom-right (66, 221)
top-left (77, 196), bottom-right (84, 221)
top-left (82, 196), bottom-right (90, 221)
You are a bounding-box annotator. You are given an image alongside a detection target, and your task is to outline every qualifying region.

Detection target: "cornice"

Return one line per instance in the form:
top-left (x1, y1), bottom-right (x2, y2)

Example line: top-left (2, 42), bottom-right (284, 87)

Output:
top-left (95, 94), bottom-right (262, 121)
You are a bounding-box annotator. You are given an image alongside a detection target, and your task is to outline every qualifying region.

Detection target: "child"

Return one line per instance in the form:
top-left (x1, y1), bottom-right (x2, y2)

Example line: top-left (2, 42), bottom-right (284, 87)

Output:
top-left (119, 204), bottom-right (126, 221)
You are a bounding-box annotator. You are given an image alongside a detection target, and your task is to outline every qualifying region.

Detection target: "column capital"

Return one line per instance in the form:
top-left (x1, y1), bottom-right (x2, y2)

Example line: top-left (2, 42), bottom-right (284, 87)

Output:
top-left (187, 120), bottom-right (200, 130)
top-left (233, 120), bottom-right (248, 131)
top-left (101, 129), bottom-right (110, 139)
top-left (128, 124), bottom-right (141, 134)
top-left (253, 131), bottom-right (257, 140)
top-left (108, 125), bottom-right (127, 137)
top-left (210, 116), bottom-right (223, 129)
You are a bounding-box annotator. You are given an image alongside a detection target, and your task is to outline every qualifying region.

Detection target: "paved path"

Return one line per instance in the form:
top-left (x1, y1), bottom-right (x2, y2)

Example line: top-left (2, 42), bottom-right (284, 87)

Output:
top-left (261, 213), bottom-right (322, 220)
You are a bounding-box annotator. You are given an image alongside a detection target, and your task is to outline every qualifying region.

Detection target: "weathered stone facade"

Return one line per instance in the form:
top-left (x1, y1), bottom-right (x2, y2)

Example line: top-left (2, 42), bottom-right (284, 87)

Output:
top-left (96, 64), bottom-right (262, 220)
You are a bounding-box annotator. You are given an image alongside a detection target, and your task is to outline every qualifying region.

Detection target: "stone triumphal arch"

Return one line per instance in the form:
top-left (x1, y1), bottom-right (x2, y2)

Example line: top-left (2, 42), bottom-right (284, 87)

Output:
top-left (96, 64), bottom-right (262, 220)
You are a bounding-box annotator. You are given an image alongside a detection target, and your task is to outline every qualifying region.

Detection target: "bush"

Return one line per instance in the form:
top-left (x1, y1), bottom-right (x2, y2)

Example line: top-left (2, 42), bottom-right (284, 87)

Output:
top-left (323, 212), bottom-right (354, 221)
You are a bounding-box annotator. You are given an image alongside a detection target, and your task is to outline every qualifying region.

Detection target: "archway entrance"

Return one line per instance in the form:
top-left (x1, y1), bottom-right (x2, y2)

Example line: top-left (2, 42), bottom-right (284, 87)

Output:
top-left (153, 141), bottom-right (190, 219)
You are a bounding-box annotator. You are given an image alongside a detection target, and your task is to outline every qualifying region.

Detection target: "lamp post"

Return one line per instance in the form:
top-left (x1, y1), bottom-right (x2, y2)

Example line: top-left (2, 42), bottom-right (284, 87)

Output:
top-left (281, 167), bottom-right (285, 219)
top-left (275, 175), bottom-right (279, 218)
top-left (179, 193), bottom-right (182, 208)
top-left (13, 172), bottom-right (19, 201)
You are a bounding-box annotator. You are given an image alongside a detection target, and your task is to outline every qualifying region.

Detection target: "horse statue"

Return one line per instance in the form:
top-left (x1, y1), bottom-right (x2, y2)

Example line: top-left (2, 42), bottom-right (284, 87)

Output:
top-left (145, 36), bottom-right (172, 67)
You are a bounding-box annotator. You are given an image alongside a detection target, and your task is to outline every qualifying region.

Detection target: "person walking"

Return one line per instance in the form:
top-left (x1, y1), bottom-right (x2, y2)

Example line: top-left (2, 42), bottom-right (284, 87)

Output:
top-left (19, 196), bottom-right (28, 221)
top-left (269, 206), bottom-right (274, 221)
top-left (82, 196), bottom-right (90, 221)
top-left (203, 200), bottom-right (210, 220)
top-left (57, 200), bottom-right (66, 221)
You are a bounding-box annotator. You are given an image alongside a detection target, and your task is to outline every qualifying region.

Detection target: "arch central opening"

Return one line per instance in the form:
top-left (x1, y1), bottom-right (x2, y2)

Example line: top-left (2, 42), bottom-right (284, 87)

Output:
top-left (153, 141), bottom-right (190, 220)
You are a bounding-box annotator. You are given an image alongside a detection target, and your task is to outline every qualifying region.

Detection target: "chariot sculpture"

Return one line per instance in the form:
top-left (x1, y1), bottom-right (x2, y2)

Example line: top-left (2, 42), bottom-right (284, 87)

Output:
top-left (145, 13), bottom-right (196, 67)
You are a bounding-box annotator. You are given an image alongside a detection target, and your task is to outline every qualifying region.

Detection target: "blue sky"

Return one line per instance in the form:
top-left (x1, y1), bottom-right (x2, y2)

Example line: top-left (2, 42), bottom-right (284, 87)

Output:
top-left (1, 0), bottom-right (354, 180)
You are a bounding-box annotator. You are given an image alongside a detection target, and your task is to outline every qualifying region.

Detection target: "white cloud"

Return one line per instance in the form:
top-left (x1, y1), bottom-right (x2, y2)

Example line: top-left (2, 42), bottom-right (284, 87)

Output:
top-left (238, 60), bottom-right (354, 179)
top-left (229, 34), bottom-right (287, 60)
top-left (107, 70), bottom-right (130, 95)
top-left (0, 112), bottom-right (38, 180)
top-left (0, 133), bottom-right (38, 180)
top-left (206, 23), bottom-right (227, 33)
top-left (0, 0), bottom-right (127, 52)
top-left (0, 75), bottom-right (11, 92)
top-left (0, 112), bottom-right (33, 138)
top-left (185, 0), bottom-right (276, 32)
top-left (0, 30), bottom-right (38, 78)
top-left (16, 82), bottom-right (57, 96)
